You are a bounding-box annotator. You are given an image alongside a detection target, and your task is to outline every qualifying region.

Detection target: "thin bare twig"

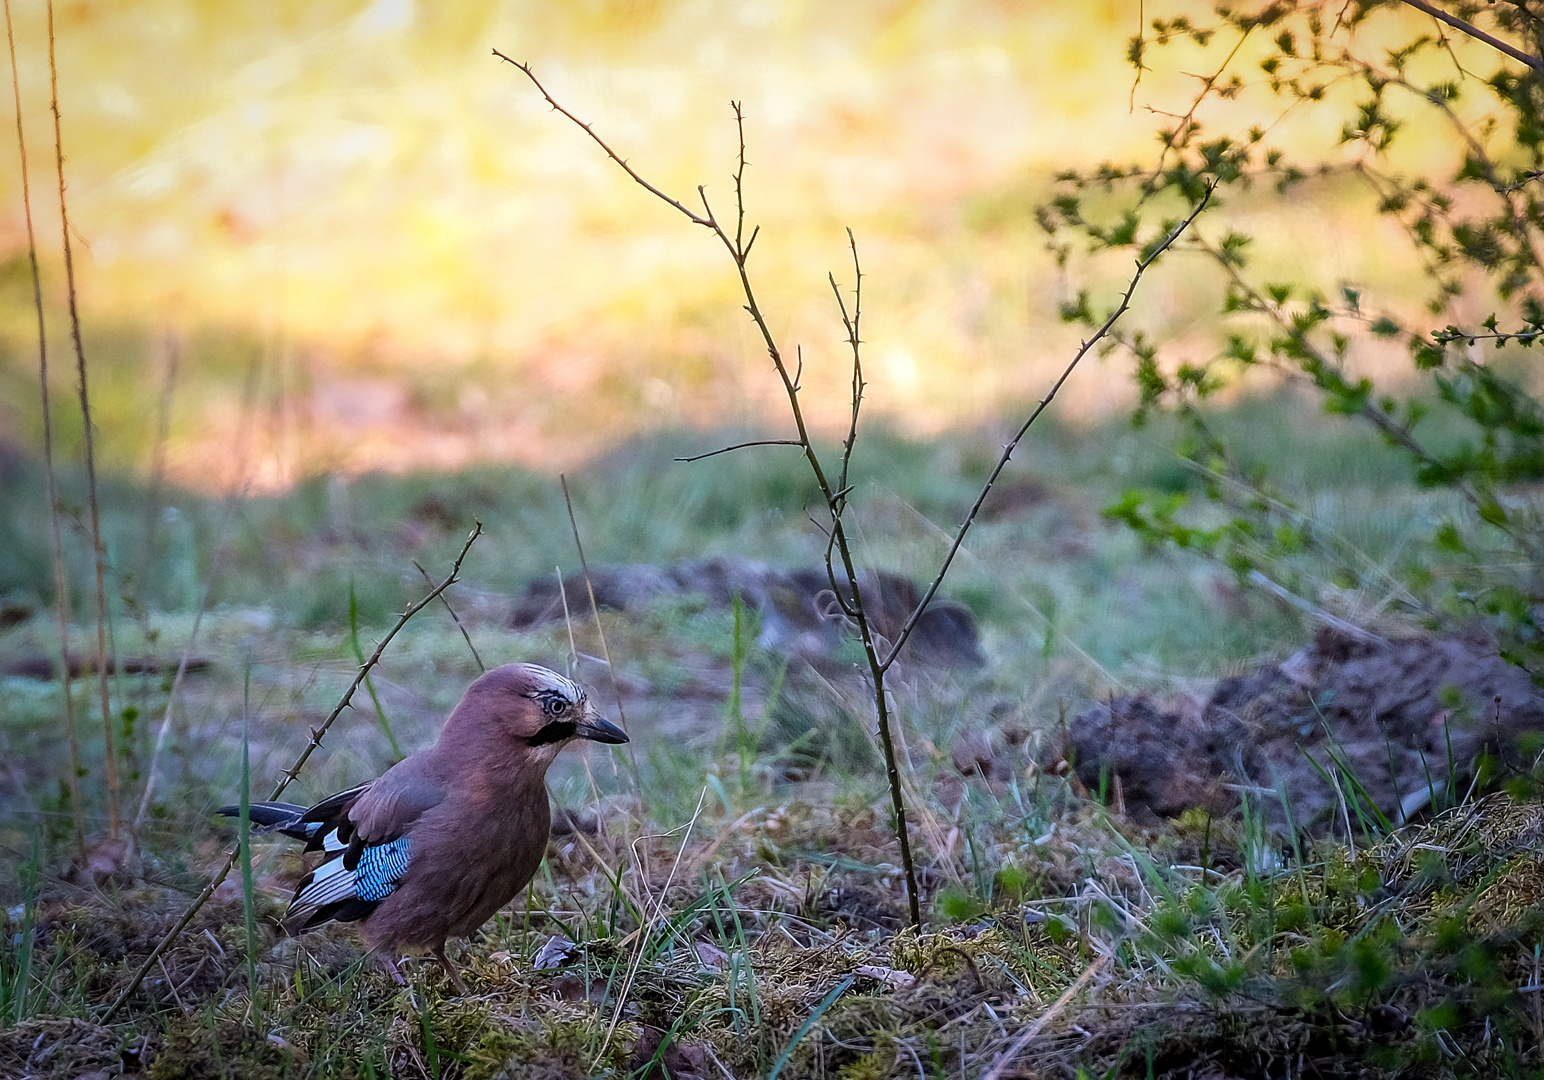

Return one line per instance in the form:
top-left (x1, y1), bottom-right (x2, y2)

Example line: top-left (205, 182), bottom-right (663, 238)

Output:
top-left (1396, 0), bottom-right (1543, 72)
top-left (674, 439), bottom-right (802, 462)
top-left (823, 230), bottom-right (867, 617)
top-left (5, 0), bottom-right (83, 859)
top-left (48, 0), bottom-right (120, 839)
top-left (878, 190), bottom-right (1214, 676)
top-left (501, 61), bottom-right (926, 925)
top-left (414, 560), bottom-right (485, 672)
top-left (831, 228), bottom-right (865, 507)
top-left (493, 50), bottom-right (711, 226)
top-left (559, 475), bottom-right (639, 782)
top-left (100, 524), bottom-right (483, 1021)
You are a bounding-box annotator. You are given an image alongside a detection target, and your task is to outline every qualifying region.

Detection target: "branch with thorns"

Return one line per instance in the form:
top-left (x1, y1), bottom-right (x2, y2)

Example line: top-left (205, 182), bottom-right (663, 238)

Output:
top-left (102, 524), bottom-right (483, 1021)
top-left (499, 52), bottom-right (1210, 930)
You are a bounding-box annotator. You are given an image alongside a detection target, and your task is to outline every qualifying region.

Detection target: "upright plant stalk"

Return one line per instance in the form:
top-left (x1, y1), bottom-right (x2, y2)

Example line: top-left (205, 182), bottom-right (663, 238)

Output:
top-left (46, 0), bottom-right (119, 839)
top-left (559, 474), bottom-right (640, 783)
top-left (499, 56), bottom-right (1211, 929)
top-left (5, 0), bottom-right (83, 858)
top-left (499, 55), bottom-right (925, 924)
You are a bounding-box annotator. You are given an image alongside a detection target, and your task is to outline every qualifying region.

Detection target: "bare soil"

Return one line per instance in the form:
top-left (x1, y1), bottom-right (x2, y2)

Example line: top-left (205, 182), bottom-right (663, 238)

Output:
top-left (1065, 625), bottom-right (1544, 834)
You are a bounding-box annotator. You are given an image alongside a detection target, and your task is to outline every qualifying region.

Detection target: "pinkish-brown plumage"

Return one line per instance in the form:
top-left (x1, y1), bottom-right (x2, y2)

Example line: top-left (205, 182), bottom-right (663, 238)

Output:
top-left (224, 663), bottom-right (626, 986)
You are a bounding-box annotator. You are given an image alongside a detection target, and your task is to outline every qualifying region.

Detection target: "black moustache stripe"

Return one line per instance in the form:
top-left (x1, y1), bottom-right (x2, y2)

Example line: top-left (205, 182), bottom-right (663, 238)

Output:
top-left (527, 721), bottom-right (577, 747)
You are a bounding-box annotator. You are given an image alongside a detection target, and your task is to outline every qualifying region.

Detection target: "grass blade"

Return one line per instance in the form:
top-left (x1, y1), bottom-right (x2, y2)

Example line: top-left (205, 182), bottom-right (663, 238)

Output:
top-left (766, 975), bottom-right (854, 1080)
top-left (239, 665), bottom-right (261, 1026)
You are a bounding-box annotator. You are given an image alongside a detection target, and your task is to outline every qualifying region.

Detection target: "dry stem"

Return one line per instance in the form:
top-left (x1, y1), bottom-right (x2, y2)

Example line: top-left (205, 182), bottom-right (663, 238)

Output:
top-left (498, 53), bottom-right (926, 927)
top-left (47, 0), bottom-right (120, 839)
top-left (4, 0), bottom-right (83, 859)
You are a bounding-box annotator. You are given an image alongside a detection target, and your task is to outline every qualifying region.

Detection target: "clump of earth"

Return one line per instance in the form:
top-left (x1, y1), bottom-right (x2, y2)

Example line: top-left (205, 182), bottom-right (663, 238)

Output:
top-left (509, 556), bottom-right (985, 669)
top-left (1065, 625), bottom-right (1544, 835)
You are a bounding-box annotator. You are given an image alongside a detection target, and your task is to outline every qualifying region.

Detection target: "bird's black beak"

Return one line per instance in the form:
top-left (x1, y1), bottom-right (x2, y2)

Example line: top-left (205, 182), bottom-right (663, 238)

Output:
top-left (576, 706), bottom-right (629, 744)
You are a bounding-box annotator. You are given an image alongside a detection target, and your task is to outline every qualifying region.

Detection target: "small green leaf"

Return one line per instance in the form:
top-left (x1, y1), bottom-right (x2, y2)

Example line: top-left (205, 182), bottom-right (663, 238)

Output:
top-left (1477, 501), bottom-right (1509, 527)
top-left (1434, 521), bottom-right (1467, 553)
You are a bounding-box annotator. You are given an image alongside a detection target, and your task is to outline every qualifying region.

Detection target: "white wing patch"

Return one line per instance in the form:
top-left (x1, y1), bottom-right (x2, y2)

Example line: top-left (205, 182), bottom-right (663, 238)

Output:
top-left (288, 858), bottom-right (358, 922)
top-left (285, 836), bottom-right (413, 928)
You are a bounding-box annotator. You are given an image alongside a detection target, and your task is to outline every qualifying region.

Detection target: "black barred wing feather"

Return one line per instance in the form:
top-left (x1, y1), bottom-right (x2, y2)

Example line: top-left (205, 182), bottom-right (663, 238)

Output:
top-left (296, 783), bottom-right (372, 853)
top-left (285, 835), bottom-right (412, 931)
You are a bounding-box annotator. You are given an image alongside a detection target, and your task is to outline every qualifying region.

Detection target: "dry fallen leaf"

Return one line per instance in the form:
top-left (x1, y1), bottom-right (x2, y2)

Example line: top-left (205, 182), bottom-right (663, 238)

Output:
top-left (531, 934), bottom-right (578, 970)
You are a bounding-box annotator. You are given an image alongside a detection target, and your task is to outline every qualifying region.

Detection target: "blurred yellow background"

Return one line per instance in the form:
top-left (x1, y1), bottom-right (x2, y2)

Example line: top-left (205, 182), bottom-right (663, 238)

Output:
top-left (0, 0), bottom-right (1484, 490)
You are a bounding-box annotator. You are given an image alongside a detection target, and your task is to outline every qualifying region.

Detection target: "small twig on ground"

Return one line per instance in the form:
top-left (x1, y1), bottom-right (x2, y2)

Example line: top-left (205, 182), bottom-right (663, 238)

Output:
top-left (100, 524), bottom-right (483, 1021)
top-left (5, 0), bottom-right (83, 859)
top-left (48, 0), bottom-right (121, 840)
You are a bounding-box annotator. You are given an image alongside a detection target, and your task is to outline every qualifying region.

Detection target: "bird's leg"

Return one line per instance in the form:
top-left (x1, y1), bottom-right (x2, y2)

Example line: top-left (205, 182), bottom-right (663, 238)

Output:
top-left (433, 946), bottom-right (469, 996)
top-left (382, 954), bottom-right (407, 986)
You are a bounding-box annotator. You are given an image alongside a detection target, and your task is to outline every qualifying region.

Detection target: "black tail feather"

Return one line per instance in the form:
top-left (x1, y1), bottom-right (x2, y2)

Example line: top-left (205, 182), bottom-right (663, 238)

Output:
top-left (216, 801), bottom-right (313, 841)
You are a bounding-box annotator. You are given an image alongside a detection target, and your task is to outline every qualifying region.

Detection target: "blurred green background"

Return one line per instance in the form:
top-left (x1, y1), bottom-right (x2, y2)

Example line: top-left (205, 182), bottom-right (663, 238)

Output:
top-left (0, 0), bottom-right (1456, 488)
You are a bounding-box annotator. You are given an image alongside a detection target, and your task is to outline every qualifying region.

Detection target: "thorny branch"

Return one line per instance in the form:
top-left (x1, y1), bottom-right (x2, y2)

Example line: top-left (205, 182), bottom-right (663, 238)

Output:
top-left (674, 439), bottom-right (803, 462)
top-left (101, 524), bottom-right (483, 1021)
top-left (878, 191), bottom-right (1215, 675)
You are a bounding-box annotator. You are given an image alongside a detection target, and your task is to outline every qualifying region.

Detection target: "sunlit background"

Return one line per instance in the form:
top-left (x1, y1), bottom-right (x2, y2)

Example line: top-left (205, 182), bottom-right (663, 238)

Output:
top-left (0, 0), bottom-right (1480, 491)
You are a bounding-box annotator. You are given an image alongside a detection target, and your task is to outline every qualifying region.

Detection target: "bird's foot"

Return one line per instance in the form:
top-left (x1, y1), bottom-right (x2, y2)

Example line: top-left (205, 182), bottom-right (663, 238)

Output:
top-left (382, 954), bottom-right (407, 986)
top-left (433, 946), bottom-right (470, 996)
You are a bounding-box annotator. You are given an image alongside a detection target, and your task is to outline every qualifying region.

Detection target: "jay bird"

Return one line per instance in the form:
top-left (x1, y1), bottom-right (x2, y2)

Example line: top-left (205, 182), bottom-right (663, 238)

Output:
top-left (220, 663), bottom-right (627, 991)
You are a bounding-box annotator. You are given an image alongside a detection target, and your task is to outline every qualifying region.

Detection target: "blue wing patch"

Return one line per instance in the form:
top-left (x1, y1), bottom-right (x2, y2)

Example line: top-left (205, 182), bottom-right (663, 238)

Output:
top-left (355, 836), bottom-right (412, 901)
top-left (285, 835), bottom-right (413, 930)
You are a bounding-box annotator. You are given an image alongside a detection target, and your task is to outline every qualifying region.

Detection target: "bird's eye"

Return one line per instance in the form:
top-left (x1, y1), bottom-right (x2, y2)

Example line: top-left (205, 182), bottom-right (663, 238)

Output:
top-left (546, 699), bottom-right (568, 717)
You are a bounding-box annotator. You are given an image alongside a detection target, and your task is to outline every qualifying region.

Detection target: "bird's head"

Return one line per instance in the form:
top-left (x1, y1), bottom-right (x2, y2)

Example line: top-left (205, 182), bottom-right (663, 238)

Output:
top-left (448, 663), bottom-right (628, 759)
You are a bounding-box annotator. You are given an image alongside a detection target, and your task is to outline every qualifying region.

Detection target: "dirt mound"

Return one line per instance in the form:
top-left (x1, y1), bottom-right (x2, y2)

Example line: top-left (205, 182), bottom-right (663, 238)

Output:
top-left (1066, 625), bottom-right (1544, 834)
top-left (509, 556), bottom-right (984, 668)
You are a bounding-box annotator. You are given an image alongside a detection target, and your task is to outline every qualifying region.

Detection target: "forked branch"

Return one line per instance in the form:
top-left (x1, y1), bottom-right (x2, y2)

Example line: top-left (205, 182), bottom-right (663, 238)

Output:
top-left (502, 58), bottom-right (1209, 930)
top-left (500, 56), bottom-right (926, 927)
